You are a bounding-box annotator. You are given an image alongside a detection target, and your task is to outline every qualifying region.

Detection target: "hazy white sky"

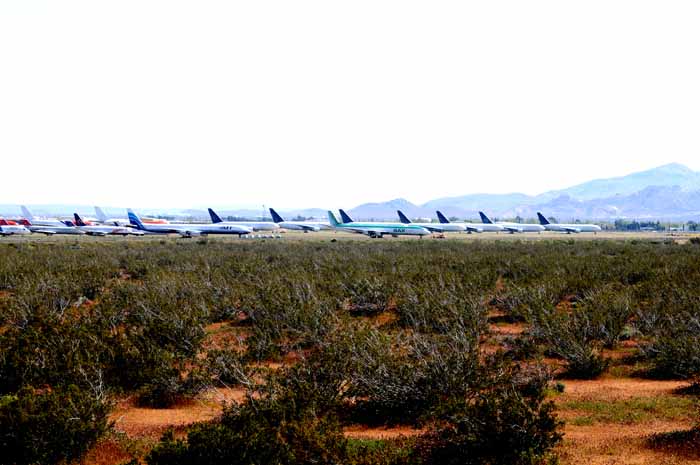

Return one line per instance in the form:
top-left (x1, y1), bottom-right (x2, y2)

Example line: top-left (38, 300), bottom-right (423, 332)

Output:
top-left (1, 1), bottom-right (699, 209)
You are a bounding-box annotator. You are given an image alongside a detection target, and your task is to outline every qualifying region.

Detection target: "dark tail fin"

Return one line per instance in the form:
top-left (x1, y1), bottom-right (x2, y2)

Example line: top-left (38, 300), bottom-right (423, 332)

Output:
top-left (0, 219), bottom-right (7, 226)
top-left (208, 208), bottom-right (223, 223)
top-left (19, 219), bottom-right (31, 226)
top-left (339, 209), bottom-right (353, 223)
top-left (73, 213), bottom-right (86, 226)
top-left (397, 210), bottom-right (411, 224)
top-left (479, 211), bottom-right (493, 224)
top-left (269, 208), bottom-right (284, 223)
top-left (536, 212), bottom-right (550, 225)
top-left (436, 211), bottom-right (450, 224)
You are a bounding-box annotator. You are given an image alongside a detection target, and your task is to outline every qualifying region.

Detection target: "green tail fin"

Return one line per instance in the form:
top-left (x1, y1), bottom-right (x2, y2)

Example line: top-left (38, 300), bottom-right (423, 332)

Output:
top-left (327, 211), bottom-right (340, 226)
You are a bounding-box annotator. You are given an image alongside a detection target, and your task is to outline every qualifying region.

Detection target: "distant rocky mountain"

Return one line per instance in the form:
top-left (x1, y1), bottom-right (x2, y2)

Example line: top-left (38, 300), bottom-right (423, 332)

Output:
top-left (545, 163), bottom-right (700, 200)
top-left (3, 163), bottom-right (699, 222)
top-left (348, 164), bottom-right (700, 221)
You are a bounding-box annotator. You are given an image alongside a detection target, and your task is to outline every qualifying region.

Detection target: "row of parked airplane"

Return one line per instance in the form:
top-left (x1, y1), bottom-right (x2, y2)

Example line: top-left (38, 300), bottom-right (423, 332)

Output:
top-left (0, 205), bottom-right (601, 238)
top-left (326, 209), bottom-right (600, 238)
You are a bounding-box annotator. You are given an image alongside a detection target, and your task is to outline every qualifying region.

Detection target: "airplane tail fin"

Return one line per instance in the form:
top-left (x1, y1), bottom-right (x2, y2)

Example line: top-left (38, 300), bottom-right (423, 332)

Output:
top-left (63, 220), bottom-right (74, 227)
top-left (127, 209), bottom-right (146, 230)
top-left (20, 205), bottom-right (34, 221)
top-left (208, 208), bottom-right (223, 223)
top-left (339, 209), bottom-right (353, 223)
top-left (269, 208), bottom-right (284, 223)
top-left (19, 219), bottom-right (31, 226)
top-left (327, 211), bottom-right (340, 227)
top-left (536, 212), bottom-right (550, 225)
top-left (436, 211), bottom-right (450, 224)
top-left (74, 213), bottom-right (86, 227)
top-left (94, 206), bottom-right (107, 222)
top-left (479, 211), bottom-right (493, 224)
top-left (397, 210), bottom-right (411, 224)
top-left (0, 219), bottom-right (7, 226)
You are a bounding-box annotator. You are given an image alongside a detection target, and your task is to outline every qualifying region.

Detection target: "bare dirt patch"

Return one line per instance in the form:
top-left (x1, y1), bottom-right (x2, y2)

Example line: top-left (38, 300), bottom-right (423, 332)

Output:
top-left (111, 387), bottom-right (246, 439)
top-left (559, 421), bottom-right (700, 465)
top-left (344, 425), bottom-right (425, 440)
top-left (558, 378), bottom-right (688, 402)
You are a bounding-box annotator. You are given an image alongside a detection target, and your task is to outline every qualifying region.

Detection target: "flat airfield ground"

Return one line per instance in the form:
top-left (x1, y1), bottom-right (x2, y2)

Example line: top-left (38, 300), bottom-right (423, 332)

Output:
top-left (2, 229), bottom-right (698, 244)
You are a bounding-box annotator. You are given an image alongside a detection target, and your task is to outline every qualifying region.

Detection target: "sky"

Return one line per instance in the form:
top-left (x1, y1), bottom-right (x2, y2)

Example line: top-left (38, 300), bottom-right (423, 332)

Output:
top-left (1, 1), bottom-right (699, 209)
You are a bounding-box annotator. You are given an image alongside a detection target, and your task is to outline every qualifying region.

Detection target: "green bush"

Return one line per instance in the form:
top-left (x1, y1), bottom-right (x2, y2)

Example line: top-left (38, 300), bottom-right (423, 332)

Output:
top-left (0, 385), bottom-right (110, 465)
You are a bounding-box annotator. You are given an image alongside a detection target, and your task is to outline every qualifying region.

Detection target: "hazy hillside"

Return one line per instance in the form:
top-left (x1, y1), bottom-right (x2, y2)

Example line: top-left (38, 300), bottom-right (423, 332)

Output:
top-left (348, 163), bottom-right (700, 221)
top-left (3, 163), bottom-right (699, 221)
top-left (545, 163), bottom-right (700, 200)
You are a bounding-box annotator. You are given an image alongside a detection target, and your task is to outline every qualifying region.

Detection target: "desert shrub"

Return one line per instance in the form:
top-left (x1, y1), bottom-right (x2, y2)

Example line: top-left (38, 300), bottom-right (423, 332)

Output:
top-left (393, 281), bottom-right (487, 334)
top-left (577, 286), bottom-right (634, 349)
top-left (242, 280), bottom-right (338, 360)
top-left (343, 276), bottom-right (394, 316)
top-left (346, 438), bottom-right (416, 465)
top-left (0, 385), bottom-right (110, 465)
top-left (643, 315), bottom-right (700, 379)
top-left (346, 329), bottom-right (482, 424)
top-left (416, 367), bottom-right (562, 465)
top-left (147, 360), bottom-right (349, 465)
top-left (202, 349), bottom-right (252, 387)
top-left (530, 306), bottom-right (609, 379)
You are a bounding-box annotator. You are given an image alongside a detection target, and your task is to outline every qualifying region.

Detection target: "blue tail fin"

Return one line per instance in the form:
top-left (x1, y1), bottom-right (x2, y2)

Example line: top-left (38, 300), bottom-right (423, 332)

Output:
top-left (339, 209), bottom-right (353, 223)
top-left (208, 208), bottom-right (223, 223)
top-left (127, 209), bottom-right (146, 230)
top-left (269, 208), bottom-right (284, 223)
top-left (73, 213), bottom-right (86, 227)
top-left (436, 211), bottom-right (450, 224)
top-left (536, 212), bottom-right (550, 225)
top-left (479, 211), bottom-right (493, 224)
top-left (397, 210), bottom-right (411, 224)
top-left (327, 211), bottom-right (340, 227)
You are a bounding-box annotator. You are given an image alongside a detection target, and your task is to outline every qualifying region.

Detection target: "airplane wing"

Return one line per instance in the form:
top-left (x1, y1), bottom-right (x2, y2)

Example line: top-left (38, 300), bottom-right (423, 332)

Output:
top-left (34, 230), bottom-right (57, 235)
top-left (503, 226), bottom-right (523, 233)
top-left (562, 227), bottom-right (581, 233)
top-left (465, 226), bottom-right (483, 233)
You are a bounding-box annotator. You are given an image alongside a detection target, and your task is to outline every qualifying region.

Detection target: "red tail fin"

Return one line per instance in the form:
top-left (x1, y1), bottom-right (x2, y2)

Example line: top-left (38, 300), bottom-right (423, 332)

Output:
top-left (0, 218), bottom-right (7, 226)
top-left (19, 219), bottom-right (31, 226)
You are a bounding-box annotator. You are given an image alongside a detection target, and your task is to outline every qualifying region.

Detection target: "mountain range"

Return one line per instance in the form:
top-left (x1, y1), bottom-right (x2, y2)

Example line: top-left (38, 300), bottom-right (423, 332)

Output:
top-left (347, 163), bottom-right (700, 221)
top-left (2, 163), bottom-right (699, 221)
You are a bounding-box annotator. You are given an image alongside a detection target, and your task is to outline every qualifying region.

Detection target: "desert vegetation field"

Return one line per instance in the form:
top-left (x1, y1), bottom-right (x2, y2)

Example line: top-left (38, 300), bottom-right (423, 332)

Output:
top-left (2, 237), bottom-right (700, 464)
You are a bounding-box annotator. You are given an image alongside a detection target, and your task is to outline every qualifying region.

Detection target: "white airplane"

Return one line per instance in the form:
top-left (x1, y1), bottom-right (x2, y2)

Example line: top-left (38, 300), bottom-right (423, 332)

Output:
top-left (208, 208), bottom-right (279, 232)
top-left (0, 219), bottom-right (31, 236)
top-left (74, 213), bottom-right (143, 236)
top-left (95, 206), bottom-right (170, 226)
top-left (396, 210), bottom-right (474, 233)
top-left (478, 211), bottom-right (545, 233)
top-left (328, 210), bottom-right (430, 238)
top-left (537, 212), bottom-right (601, 234)
top-left (19, 218), bottom-right (85, 235)
top-left (269, 208), bottom-right (330, 232)
top-left (20, 205), bottom-right (67, 228)
top-left (128, 209), bottom-right (253, 237)
top-left (437, 211), bottom-right (503, 233)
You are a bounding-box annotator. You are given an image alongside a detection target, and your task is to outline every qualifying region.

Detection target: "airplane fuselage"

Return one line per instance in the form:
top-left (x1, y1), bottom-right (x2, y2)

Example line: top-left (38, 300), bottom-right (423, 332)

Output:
top-left (334, 222), bottom-right (431, 238)
top-left (0, 225), bottom-right (31, 236)
top-left (543, 223), bottom-right (601, 233)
